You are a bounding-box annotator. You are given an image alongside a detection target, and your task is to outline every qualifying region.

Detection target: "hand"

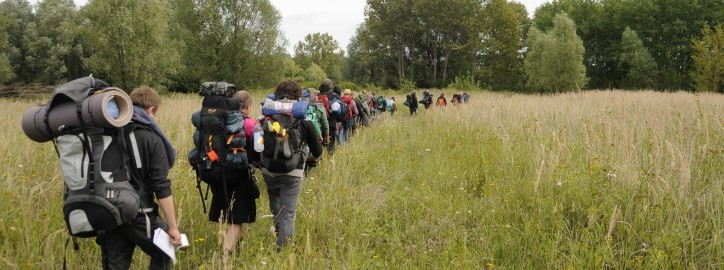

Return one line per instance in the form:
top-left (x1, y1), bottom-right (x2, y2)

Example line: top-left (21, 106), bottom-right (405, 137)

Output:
top-left (167, 226), bottom-right (182, 247)
top-left (318, 136), bottom-right (323, 143)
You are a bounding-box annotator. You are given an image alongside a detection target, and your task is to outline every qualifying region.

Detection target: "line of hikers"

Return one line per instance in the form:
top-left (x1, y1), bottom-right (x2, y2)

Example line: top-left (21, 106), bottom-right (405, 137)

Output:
top-left (29, 75), bottom-right (473, 269)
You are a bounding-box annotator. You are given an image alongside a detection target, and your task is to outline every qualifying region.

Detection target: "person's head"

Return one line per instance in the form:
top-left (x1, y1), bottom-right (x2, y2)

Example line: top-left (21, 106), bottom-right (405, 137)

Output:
top-left (130, 85), bottom-right (161, 117)
top-left (343, 89), bottom-right (352, 96)
top-left (274, 80), bottom-right (302, 100)
top-left (440, 93), bottom-right (445, 97)
top-left (322, 79), bottom-right (333, 87)
top-left (234, 90), bottom-right (253, 112)
top-left (391, 97), bottom-right (395, 101)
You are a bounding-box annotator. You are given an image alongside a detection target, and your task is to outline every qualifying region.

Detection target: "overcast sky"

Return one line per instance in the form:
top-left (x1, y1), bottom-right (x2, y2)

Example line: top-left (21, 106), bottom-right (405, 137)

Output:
top-left (57, 0), bottom-right (550, 55)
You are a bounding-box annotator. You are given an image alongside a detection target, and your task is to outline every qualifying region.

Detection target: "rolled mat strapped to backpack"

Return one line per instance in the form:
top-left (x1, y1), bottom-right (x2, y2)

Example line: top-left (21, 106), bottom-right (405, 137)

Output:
top-left (20, 76), bottom-right (141, 238)
top-left (261, 98), bottom-right (308, 119)
top-left (21, 87), bottom-right (133, 142)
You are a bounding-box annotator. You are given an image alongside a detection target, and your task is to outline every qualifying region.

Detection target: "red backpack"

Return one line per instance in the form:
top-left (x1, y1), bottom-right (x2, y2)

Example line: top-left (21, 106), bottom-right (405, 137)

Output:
top-left (317, 93), bottom-right (331, 117)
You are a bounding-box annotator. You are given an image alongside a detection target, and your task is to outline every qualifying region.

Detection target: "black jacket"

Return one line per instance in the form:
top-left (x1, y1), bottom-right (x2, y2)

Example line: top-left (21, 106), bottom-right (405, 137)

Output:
top-left (125, 124), bottom-right (173, 211)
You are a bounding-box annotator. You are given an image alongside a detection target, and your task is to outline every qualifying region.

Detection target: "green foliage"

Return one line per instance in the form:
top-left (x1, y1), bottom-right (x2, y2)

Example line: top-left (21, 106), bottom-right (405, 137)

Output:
top-left (399, 79), bottom-right (415, 93)
top-left (337, 81), bottom-right (359, 91)
top-left (293, 33), bottom-right (343, 81)
top-left (303, 63), bottom-right (327, 83)
top-left (25, 0), bottom-right (80, 85)
top-left (618, 27), bottom-right (657, 89)
top-left (282, 58), bottom-right (305, 82)
top-left (448, 75), bottom-right (481, 91)
top-left (172, 0), bottom-right (286, 90)
top-left (690, 24), bottom-right (724, 93)
top-left (81, 0), bottom-right (180, 90)
top-left (0, 0), bottom-right (33, 83)
top-left (478, 0), bottom-right (526, 91)
top-left (0, 5), bottom-right (14, 83)
top-left (525, 13), bottom-right (586, 93)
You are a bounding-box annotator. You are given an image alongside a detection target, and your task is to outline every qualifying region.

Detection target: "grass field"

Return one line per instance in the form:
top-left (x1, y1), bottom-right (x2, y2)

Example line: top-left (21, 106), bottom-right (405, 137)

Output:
top-left (1, 90), bottom-right (722, 269)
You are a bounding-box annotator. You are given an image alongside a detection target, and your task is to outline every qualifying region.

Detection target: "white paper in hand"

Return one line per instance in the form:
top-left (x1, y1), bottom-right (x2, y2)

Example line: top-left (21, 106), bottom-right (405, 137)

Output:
top-left (152, 228), bottom-right (176, 264)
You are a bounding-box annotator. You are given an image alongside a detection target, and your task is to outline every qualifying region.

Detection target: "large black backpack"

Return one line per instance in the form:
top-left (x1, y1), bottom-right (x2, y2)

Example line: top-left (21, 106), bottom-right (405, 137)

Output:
top-left (190, 82), bottom-right (247, 183)
top-left (259, 113), bottom-right (304, 173)
top-left (189, 82), bottom-right (250, 210)
top-left (21, 76), bottom-right (140, 238)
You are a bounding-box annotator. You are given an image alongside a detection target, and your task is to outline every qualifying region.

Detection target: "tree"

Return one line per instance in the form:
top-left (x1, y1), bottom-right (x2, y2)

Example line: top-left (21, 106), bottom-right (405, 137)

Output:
top-left (172, 0), bottom-right (286, 90)
top-left (525, 12), bottom-right (586, 92)
top-left (618, 27), bottom-right (657, 89)
top-left (0, 0), bottom-right (33, 83)
top-left (25, 0), bottom-right (80, 84)
top-left (293, 33), bottom-right (343, 81)
top-left (80, 0), bottom-right (180, 90)
top-left (690, 24), bottom-right (723, 93)
top-left (0, 5), bottom-right (14, 83)
top-left (479, 0), bottom-right (526, 91)
top-left (303, 63), bottom-right (327, 83)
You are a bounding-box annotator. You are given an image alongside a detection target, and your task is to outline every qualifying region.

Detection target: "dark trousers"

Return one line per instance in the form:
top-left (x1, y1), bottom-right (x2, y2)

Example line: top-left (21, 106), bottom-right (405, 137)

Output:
top-left (327, 119), bottom-right (337, 152)
top-left (100, 213), bottom-right (172, 270)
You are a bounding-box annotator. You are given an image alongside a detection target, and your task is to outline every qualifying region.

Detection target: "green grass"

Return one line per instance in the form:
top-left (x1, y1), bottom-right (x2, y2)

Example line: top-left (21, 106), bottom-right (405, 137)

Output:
top-left (1, 90), bottom-right (722, 269)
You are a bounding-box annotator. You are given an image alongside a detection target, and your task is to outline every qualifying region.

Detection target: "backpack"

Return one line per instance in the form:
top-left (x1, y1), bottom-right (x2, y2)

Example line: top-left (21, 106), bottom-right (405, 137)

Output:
top-left (329, 96), bottom-right (347, 121)
top-left (259, 113), bottom-right (304, 173)
top-left (317, 93), bottom-right (331, 117)
top-left (377, 96), bottom-right (386, 111)
top-left (189, 82), bottom-right (248, 188)
top-left (21, 76), bottom-right (140, 238)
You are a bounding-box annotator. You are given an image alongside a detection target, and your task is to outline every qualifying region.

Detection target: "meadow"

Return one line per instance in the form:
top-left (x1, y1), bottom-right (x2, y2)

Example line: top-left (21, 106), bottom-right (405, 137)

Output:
top-left (0, 90), bottom-right (722, 269)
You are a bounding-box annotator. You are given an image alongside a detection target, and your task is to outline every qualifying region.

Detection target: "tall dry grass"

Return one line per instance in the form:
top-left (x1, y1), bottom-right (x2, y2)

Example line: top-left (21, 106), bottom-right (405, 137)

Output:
top-left (0, 90), bottom-right (721, 269)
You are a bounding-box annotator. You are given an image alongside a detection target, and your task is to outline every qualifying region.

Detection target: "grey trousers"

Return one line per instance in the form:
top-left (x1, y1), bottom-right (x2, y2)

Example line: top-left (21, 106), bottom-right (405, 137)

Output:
top-left (262, 174), bottom-right (302, 247)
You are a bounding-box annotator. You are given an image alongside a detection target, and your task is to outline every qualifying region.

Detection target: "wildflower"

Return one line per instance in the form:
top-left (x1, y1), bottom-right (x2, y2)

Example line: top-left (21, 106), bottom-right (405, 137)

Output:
top-left (556, 181), bottom-right (563, 187)
top-left (194, 237), bottom-right (205, 242)
top-left (486, 262), bottom-right (495, 268)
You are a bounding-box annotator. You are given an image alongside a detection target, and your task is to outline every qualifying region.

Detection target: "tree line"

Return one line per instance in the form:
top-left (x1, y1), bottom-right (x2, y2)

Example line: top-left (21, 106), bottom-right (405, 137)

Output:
top-left (0, 0), bottom-right (722, 93)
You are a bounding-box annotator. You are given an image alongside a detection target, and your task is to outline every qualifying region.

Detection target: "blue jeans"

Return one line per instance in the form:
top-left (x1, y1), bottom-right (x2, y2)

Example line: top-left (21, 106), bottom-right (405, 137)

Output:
top-left (263, 174), bottom-right (302, 247)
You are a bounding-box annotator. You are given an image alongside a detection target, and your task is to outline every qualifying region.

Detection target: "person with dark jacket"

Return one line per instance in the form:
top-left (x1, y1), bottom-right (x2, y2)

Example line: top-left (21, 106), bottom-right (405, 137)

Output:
top-left (208, 90), bottom-right (260, 257)
top-left (260, 80), bottom-right (323, 251)
top-left (318, 79), bottom-right (339, 152)
top-left (406, 92), bottom-right (419, 115)
top-left (101, 86), bottom-right (181, 270)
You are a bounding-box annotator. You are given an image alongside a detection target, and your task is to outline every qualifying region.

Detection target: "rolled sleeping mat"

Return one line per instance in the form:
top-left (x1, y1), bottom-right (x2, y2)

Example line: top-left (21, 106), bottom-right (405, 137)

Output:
top-left (261, 98), bottom-right (308, 119)
top-left (21, 88), bottom-right (133, 142)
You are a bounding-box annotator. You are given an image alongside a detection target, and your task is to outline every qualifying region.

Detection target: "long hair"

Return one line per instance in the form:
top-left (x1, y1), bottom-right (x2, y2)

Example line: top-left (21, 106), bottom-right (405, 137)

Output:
top-left (274, 80), bottom-right (302, 100)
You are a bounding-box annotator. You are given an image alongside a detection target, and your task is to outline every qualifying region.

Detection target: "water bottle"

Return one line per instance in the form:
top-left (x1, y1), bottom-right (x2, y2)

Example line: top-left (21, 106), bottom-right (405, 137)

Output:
top-left (253, 123), bottom-right (264, 152)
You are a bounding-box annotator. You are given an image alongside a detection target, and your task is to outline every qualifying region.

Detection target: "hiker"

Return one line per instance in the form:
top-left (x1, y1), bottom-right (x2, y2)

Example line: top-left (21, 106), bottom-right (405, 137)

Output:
top-left (101, 86), bottom-right (181, 270)
top-left (387, 97), bottom-right (397, 117)
top-left (355, 92), bottom-right (370, 127)
top-left (318, 79), bottom-right (340, 152)
top-left (210, 90), bottom-right (259, 256)
top-left (302, 88), bottom-right (328, 174)
top-left (339, 89), bottom-right (358, 145)
top-left (452, 93), bottom-right (462, 106)
top-left (421, 90), bottom-right (433, 109)
top-left (436, 93), bottom-right (447, 109)
top-left (376, 94), bottom-right (386, 114)
top-left (259, 80), bottom-right (323, 250)
top-left (369, 93), bottom-right (378, 117)
top-left (461, 92), bottom-right (470, 103)
top-left (405, 92), bottom-right (418, 115)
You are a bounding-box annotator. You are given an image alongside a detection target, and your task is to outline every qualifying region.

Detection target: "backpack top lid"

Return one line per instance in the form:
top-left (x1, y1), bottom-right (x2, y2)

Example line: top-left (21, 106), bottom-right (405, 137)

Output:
top-left (199, 81), bottom-right (237, 97)
top-left (49, 75), bottom-right (109, 106)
